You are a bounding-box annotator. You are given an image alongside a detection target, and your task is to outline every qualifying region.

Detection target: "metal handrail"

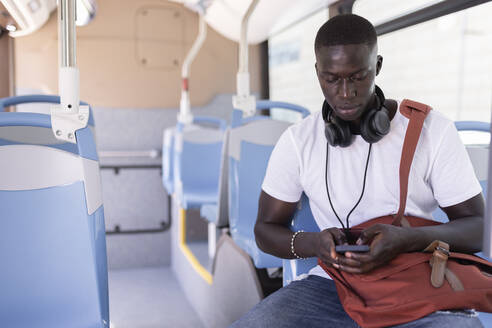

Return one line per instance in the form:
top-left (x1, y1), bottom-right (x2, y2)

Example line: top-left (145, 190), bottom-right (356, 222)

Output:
top-left (455, 121), bottom-right (490, 133)
top-left (98, 150), bottom-right (161, 159)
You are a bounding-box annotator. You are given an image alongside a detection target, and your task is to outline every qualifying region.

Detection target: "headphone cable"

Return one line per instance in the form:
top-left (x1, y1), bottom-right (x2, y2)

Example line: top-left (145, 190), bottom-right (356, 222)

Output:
top-left (325, 142), bottom-right (373, 231)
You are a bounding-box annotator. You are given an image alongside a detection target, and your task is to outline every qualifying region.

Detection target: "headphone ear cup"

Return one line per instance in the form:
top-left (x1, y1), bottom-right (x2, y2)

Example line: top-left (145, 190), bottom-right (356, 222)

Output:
top-left (372, 107), bottom-right (390, 135)
top-left (327, 116), bottom-right (353, 147)
top-left (360, 107), bottom-right (390, 143)
top-left (322, 100), bottom-right (354, 147)
top-left (325, 122), bottom-right (340, 146)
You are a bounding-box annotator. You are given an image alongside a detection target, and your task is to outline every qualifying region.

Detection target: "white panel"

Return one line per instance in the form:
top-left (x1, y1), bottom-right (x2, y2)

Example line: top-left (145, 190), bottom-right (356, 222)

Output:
top-left (0, 144), bottom-right (84, 190)
top-left (182, 127), bottom-right (224, 144)
top-left (82, 157), bottom-right (103, 215)
top-left (0, 126), bottom-right (97, 145)
top-left (466, 146), bottom-right (489, 182)
top-left (0, 126), bottom-right (66, 145)
top-left (0, 144), bottom-right (102, 215)
top-left (208, 222), bottom-right (216, 258)
top-left (228, 119), bottom-right (290, 161)
top-left (216, 128), bottom-right (230, 227)
top-left (174, 124), bottom-right (217, 153)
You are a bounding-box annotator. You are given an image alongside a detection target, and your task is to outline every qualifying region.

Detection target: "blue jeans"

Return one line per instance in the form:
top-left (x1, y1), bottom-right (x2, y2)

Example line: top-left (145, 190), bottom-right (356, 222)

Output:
top-left (230, 275), bottom-right (483, 328)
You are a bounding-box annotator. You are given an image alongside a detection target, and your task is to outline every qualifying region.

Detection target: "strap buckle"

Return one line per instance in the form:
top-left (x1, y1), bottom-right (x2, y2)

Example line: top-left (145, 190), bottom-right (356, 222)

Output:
top-left (435, 245), bottom-right (450, 257)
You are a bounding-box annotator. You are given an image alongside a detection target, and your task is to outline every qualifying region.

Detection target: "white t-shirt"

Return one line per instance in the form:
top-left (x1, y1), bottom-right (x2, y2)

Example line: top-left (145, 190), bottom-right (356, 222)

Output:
top-left (262, 104), bottom-right (482, 279)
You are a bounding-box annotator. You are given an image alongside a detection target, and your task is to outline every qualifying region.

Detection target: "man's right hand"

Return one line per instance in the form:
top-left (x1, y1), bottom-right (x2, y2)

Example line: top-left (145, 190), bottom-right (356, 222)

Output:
top-left (316, 228), bottom-right (347, 267)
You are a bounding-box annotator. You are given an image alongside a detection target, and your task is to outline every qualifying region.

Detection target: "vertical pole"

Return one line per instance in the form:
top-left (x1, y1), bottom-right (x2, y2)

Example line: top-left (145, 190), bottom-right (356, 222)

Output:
top-left (51, 0), bottom-right (89, 143)
top-left (328, 0), bottom-right (355, 17)
top-left (484, 94), bottom-right (492, 257)
top-left (238, 0), bottom-right (260, 75)
top-left (58, 0), bottom-right (79, 114)
top-left (237, 0), bottom-right (260, 86)
top-left (259, 40), bottom-right (269, 101)
top-left (8, 36), bottom-right (14, 99)
top-left (233, 0), bottom-right (260, 117)
top-left (60, 0), bottom-right (76, 68)
top-left (0, 31), bottom-right (11, 99)
top-left (178, 14), bottom-right (207, 124)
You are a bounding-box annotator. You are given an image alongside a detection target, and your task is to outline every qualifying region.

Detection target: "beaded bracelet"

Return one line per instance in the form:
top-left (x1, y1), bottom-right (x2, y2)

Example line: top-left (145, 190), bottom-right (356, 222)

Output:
top-left (290, 230), bottom-right (306, 259)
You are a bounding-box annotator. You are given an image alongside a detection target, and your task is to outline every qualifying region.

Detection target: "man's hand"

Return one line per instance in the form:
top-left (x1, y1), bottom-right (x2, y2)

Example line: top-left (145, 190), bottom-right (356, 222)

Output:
top-left (334, 224), bottom-right (411, 274)
top-left (316, 228), bottom-right (348, 267)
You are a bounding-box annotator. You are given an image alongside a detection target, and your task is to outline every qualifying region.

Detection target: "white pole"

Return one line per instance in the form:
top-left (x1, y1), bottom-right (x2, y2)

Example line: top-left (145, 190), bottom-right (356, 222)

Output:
top-left (59, 0), bottom-right (79, 114)
top-left (233, 0), bottom-right (260, 117)
top-left (238, 0), bottom-right (260, 75)
top-left (51, 0), bottom-right (89, 143)
top-left (178, 14), bottom-right (207, 124)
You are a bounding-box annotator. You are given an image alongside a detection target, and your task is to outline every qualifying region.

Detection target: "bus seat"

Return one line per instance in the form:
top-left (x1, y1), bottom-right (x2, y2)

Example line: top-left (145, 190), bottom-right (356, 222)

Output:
top-left (0, 95), bottom-right (96, 157)
top-left (162, 127), bottom-right (175, 194)
top-left (173, 116), bottom-right (227, 209)
top-left (432, 122), bottom-right (489, 223)
top-left (201, 101), bottom-right (310, 227)
top-left (0, 95), bottom-right (95, 126)
top-left (0, 112), bottom-right (109, 328)
top-left (431, 151), bottom-right (488, 223)
top-left (283, 193), bottom-right (320, 285)
top-left (228, 100), bottom-right (310, 268)
top-left (200, 127), bottom-right (230, 228)
top-left (446, 121), bottom-right (492, 326)
top-left (432, 121), bottom-right (490, 222)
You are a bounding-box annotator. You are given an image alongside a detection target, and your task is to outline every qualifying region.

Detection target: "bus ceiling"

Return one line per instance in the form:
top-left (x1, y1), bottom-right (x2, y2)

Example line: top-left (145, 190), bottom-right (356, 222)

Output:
top-left (0, 0), bottom-right (96, 38)
top-left (170, 0), bottom-right (339, 44)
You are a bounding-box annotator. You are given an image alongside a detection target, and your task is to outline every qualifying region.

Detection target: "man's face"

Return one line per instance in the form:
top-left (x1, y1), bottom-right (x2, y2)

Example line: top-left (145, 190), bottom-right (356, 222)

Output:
top-left (315, 43), bottom-right (382, 122)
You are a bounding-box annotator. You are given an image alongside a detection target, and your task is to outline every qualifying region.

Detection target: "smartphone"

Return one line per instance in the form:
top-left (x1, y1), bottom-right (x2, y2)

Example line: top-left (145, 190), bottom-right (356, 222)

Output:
top-left (335, 245), bottom-right (370, 253)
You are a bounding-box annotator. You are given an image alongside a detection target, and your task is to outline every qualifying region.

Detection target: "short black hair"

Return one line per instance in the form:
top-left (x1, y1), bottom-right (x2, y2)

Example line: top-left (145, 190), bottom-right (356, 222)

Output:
top-left (314, 14), bottom-right (377, 52)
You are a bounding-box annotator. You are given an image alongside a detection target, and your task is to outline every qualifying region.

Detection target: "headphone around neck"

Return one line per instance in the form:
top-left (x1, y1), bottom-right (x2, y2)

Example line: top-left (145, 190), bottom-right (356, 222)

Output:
top-left (322, 85), bottom-right (390, 147)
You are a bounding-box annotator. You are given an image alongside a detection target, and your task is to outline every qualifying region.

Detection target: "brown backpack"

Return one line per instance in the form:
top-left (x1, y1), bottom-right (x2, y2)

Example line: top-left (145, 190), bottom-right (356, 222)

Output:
top-left (319, 99), bottom-right (492, 328)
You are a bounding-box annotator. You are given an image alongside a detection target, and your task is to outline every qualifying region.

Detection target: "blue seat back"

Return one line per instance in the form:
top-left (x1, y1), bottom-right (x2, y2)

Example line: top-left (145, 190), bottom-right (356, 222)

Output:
top-left (228, 100), bottom-right (309, 268)
top-left (174, 116), bottom-right (227, 209)
top-left (228, 120), bottom-right (290, 268)
top-left (432, 121), bottom-right (490, 222)
top-left (202, 101), bottom-right (308, 226)
top-left (283, 194), bottom-right (320, 285)
top-left (0, 112), bottom-right (108, 328)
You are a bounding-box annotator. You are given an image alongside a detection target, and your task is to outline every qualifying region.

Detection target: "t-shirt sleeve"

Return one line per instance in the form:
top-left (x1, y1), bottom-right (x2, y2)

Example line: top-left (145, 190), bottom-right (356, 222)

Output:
top-left (261, 128), bottom-right (303, 202)
top-left (429, 122), bottom-right (482, 208)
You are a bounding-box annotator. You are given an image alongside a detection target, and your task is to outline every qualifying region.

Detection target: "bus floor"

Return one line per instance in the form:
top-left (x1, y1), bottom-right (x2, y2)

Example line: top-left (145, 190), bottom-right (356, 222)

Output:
top-left (108, 266), bottom-right (204, 328)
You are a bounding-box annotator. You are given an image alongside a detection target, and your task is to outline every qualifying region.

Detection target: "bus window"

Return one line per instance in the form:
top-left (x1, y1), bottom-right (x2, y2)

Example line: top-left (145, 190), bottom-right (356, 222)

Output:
top-left (268, 9), bottom-right (329, 121)
top-left (353, 0), bottom-right (446, 26)
top-left (354, 1), bottom-right (492, 145)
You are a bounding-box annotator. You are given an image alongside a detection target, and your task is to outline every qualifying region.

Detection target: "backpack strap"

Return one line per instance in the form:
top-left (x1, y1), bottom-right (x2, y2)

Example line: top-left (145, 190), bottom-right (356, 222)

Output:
top-left (392, 99), bottom-right (432, 227)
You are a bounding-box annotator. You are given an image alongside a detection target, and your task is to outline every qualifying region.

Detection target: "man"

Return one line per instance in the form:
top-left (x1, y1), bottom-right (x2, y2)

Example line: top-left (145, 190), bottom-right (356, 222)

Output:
top-left (231, 14), bottom-right (484, 327)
